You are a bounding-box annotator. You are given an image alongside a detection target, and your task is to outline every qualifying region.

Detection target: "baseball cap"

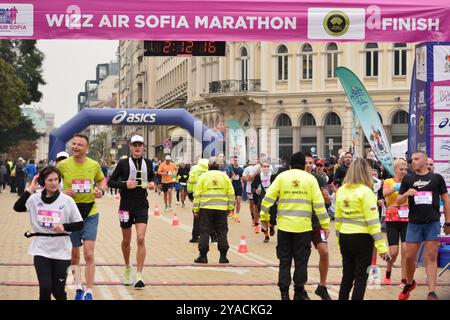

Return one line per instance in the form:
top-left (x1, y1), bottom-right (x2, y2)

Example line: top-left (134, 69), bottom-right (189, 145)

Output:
top-left (165, 155), bottom-right (171, 161)
top-left (18, 157), bottom-right (24, 161)
top-left (130, 135), bottom-right (144, 144)
top-left (56, 151), bottom-right (69, 160)
top-left (316, 159), bottom-right (325, 166)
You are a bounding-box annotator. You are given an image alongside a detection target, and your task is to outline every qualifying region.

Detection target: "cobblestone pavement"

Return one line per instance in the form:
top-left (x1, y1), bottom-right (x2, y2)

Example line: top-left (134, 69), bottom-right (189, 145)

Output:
top-left (1, 190), bottom-right (449, 300)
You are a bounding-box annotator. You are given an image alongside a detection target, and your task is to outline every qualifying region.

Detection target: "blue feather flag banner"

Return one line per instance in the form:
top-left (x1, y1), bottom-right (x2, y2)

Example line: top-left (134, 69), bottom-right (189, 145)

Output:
top-left (336, 66), bottom-right (395, 176)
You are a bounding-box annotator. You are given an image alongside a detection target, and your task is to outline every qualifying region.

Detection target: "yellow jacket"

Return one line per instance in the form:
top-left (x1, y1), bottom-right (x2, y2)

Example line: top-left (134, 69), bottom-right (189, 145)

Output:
top-left (193, 170), bottom-right (235, 213)
top-left (335, 184), bottom-right (388, 254)
top-left (187, 159), bottom-right (209, 194)
top-left (259, 169), bottom-right (330, 233)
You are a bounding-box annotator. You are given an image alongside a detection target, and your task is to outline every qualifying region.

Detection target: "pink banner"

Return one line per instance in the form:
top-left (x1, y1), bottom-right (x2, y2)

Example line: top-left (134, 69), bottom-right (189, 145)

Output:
top-left (0, 0), bottom-right (449, 41)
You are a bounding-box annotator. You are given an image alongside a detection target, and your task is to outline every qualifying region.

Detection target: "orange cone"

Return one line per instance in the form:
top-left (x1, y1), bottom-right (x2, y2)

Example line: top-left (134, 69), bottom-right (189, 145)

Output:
top-left (238, 235), bottom-right (248, 253)
top-left (172, 213), bottom-right (179, 226)
top-left (153, 205), bottom-right (160, 217)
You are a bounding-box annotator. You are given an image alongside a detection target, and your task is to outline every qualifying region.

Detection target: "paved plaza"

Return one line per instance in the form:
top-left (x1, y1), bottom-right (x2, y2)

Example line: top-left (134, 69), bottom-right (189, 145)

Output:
top-left (0, 190), bottom-right (449, 300)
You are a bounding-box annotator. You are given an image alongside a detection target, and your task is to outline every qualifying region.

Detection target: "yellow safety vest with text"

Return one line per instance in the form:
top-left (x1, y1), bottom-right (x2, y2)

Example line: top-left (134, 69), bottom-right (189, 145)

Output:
top-left (193, 170), bottom-right (235, 213)
top-left (335, 183), bottom-right (388, 254)
top-left (259, 169), bottom-right (330, 233)
top-left (186, 159), bottom-right (209, 194)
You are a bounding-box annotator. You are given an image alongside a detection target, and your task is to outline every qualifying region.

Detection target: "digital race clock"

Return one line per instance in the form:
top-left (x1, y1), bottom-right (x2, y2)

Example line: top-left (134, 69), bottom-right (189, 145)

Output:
top-left (143, 41), bottom-right (226, 56)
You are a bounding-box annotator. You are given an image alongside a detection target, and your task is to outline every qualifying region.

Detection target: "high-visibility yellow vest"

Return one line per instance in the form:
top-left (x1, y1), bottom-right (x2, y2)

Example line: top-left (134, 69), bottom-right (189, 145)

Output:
top-left (259, 169), bottom-right (330, 233)
top-left (193, 170), bottom-right (235, 213)
top-left (187, 159), bottom-right (209, 194)
top-left (335, 183), bottom-right (388, 254)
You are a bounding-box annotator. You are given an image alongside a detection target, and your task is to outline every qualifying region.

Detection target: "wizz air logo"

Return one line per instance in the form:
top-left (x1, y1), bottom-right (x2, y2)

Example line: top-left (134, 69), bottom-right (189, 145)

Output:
top-left (440, 90), bottom-right (450, 102)
top-left (441, 144), bottom-right (450, 152)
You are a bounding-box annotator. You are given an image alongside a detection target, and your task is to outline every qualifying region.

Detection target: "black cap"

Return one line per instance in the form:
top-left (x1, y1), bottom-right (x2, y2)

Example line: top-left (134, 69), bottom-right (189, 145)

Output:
top-left (290, 152), bottom-right (306, 167)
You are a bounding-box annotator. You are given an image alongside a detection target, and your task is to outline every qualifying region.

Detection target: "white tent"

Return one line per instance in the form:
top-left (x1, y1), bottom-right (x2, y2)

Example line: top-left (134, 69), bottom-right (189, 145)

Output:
top-left (391, 139), bottom-right (408, 160)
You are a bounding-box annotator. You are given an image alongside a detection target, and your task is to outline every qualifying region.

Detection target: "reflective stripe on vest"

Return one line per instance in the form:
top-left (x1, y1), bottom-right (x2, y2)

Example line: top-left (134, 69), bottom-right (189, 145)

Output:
top-left (199, 200), bottom-right (229, 206)
top-left (277, 210), bottom-right (312, 218)
top-left (372, 232), bottom-right (383, 241)
top-left (278, 199), bottom-right (311, 205)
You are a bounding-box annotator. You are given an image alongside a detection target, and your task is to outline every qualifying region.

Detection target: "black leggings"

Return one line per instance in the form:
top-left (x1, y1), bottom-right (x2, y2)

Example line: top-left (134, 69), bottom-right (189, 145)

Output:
top-left (34, 255), bottom-right (71, 300)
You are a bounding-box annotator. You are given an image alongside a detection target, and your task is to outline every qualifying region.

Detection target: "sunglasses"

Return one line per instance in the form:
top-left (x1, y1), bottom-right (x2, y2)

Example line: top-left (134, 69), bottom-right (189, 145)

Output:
top-left (316, 164), bottom-right (323, 167)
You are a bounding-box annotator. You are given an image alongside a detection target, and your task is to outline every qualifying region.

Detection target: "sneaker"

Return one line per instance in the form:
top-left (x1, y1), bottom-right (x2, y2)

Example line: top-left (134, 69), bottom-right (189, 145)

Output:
top-left (168, 206), bottom-right (173, 212)
top-left (254, 225), bottom-right (260, 234)
top-left (294, 290), bottom-right (311, 300)
top-left (133, 274), bottom-right (145, 289)
top-left (399, 280), bottom-right (417, 300)
top-left (83, 293), bottom-right (93, 300)
top-left (123, 266), bottom-right (132, 286)
top-left (211, 235), bottom-right (218, 243)
top-left (263, 236), bottom-right (270, 243)
top-left (189, 238), bottom-right (199, 243)
top-left (400, 279), bottom-right (407, 289)
top-left (384, 277), bottom-right (392, 285)
top-left (315, 285), bottom-right (332, 300)
top-left (176, 201), bottom-right (180, 205)
top-left (74, 289), bottom-right (84, 300)
top-left (427, 292), bottom-right (439, 300)
top-left (269, 226), bottom-right (275, 236)
top-left (181, 203), bottom-right (185, 208)
top-left (234, 215), bottom-right (240, 223)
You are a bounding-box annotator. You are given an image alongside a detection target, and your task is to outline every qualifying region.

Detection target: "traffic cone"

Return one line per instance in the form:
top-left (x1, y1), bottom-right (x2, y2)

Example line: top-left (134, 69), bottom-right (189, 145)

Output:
top-left (153, 205), bottom-right (160, 217)
top-left (238, 235), bottom-right (248, 253)
top-left (172, 213), bottom-right (179, 226)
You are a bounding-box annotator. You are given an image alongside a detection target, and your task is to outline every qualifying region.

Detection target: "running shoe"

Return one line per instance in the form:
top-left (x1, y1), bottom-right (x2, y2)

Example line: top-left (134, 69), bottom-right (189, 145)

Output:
top-left (254, 225), bottom-right (260, 234)
top-left (315, 285), bottom-right (332, 300)
top-left (123, 266), bottom-right (132, 286)
top-left (83, 293), bottom-right (93, 300)
top-left (263, 236), bottom-right (270, 243)
top-left (74, 289), bottom-right (84, 301)
top-left (234, 215), bottom-right (241, 223)
top-left (399, 280), bottom-right (416, 300)
top-left (181, 203), bottom-right (185, 208)
top-left (133, 274), bottom-right (145, 289)
top-left (176, 201), bottom-right (180, 205)
top-left (383, 277), bottom-right (392, 285)
top-left (427, 292), bottom-right (439, 300)
top-left (269, 226), bottom-right (275, 236)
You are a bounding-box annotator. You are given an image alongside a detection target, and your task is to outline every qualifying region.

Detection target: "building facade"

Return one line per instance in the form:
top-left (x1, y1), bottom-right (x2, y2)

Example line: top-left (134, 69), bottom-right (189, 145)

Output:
top-left (119, 41), bottom-right (412, 163)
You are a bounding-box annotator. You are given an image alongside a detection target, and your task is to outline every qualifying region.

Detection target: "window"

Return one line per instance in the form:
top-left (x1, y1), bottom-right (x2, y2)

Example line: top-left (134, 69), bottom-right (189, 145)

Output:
top-left (393, 110), bottom-right (408, 124)
top-left (391, 110), bottom-right (408, 143)
top-left (394, 43), bottom-right (407, 76)
top-left (276, 113), bottom-right (293, 162)
top-left (277, 45), bottom-right (288, 81)
top-left (240, 47), bottom-right (248, 83)
top-left (277, 113), bottom-right (292, 127)
top-left (365, 43), bottom-right (379, 77)
top-left (326, 43), bottom-right (338, 78)
top-left (300, 113), bottom-right (316, 126)
top-left (325, 112), bottom-right (341, 126)
top-left (301, 44), bottom-right (313, 80)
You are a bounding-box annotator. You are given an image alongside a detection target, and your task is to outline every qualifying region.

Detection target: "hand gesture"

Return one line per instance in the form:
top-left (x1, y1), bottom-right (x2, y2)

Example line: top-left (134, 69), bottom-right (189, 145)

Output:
top-left (26, 175), bottom-right (39, 194)
top-left (62, 189), bottom-right (76, 197)
top-left (147, 182), bottom-right (155, 190)
top-left (406, 188), bottom-right (418, 197)
top-left (94, 187), bottom-right (103, 198)
top-left (52, 224), bottom-right (65, 233)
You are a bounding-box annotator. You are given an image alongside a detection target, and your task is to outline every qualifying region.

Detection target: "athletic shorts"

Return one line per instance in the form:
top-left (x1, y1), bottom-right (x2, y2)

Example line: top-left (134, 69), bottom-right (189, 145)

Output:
top-left (70, 214), bottom-right (99, 247)
top-left (178, 183), bottom-right (188, 191)
top-left (405, 221), bottom-right (441, 243)
top-left (233, 185), bottom-right (243, 197)
top-left (312, 227), bottom-right (328, 248)
top-left (118, 203), bottom-right (149, 229)
top-left (386, 221), bottom-right (408, 246)
top-left (246, 192), bottom-right (253, 200)
top-left (162, 183), bottom-right (174, 192)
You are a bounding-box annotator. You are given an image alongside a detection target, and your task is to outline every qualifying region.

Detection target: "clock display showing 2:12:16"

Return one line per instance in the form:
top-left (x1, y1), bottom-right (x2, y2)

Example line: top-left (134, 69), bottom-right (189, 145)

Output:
top-left (161, 41), bottom-right (218, 55)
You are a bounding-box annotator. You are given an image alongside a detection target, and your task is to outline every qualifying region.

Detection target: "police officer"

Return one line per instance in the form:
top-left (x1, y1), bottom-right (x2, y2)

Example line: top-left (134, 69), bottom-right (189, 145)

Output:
top-left (260, 152), bottom-right (330, 300)
top-left (193, 159), bottom-right (235, 264)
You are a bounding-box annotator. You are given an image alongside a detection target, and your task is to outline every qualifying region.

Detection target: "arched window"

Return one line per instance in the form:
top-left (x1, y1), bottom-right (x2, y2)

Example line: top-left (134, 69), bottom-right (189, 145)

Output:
top-left (391, 110), bottom-right (409, 143)
top-left (240, 47), bottom-right (248, 83)
top-left (276, 113), bottom-right (293, 162)
top-left (394, 43), bottom-right (407, 76)
top-left (365, 43), bottom-right (379, 77)
top-left (324, 112), bottom-right (342, 157)
top-left (326, 43), bottom-right (338, 78)
top-left (300, 113), bottom-right (317, 153)
top-left (301, 43), bottom-right (313, 80)
top-left (277, 45), bottom-right (288, 81)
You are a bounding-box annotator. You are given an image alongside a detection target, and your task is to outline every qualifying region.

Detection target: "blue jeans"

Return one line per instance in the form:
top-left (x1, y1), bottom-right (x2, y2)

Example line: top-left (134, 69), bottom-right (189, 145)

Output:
top-left (70, 214), bottom-right (99, 247)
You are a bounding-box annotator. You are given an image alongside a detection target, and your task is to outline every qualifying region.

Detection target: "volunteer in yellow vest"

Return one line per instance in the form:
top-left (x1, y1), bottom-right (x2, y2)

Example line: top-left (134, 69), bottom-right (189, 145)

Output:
top-left (187, 158), bottom-right (210, 243)
top-left (57, 133), bottom-right (107, 300)
top-left (382, 159), bottom-right (409, 286)
top-left (335, 158), bottom-right (389, 300)
top-left (193, 159), bottom-right (235, 264)
top-left (259, 152), bottom-right (330, 300)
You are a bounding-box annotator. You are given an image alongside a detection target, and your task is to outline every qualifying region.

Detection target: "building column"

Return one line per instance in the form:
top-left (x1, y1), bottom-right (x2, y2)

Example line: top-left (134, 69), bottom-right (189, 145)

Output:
top-left (316, 125), bottom-right (324, 158)
top-left (292, 126), bottom-right (300, 153)
top-left (260, 42), bottom-right (269, 91)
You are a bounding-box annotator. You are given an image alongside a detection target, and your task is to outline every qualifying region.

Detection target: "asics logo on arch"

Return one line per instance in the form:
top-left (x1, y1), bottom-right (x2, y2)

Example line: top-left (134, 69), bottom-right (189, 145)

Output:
top-left (112, 111), bottom-right (156, 124)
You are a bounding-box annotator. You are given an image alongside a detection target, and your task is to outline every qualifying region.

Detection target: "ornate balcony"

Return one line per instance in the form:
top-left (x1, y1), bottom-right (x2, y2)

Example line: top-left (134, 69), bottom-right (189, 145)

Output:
top-left (209, 79), bottom-right (261, 93)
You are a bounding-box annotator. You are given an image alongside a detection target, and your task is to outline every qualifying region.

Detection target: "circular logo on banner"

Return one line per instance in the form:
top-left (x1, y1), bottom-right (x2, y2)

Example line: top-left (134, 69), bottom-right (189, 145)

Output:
top-left (419, 115), bottom-right (425, 134)
top-left (323, 11), bottom-right (350, 37)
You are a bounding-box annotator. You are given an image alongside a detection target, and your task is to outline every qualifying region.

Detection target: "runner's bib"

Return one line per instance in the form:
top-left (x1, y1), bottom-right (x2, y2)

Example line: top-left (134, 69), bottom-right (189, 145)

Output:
top-left (414, 191), bottom-right (433, 205)
top-left (398, 206), bottom-right (409, 219)
top-left (118, 210), bottom-right (130, 223)
top-left (232, 174), bottom-right (240, 181)
top-left (72, 179), bottom-right (92, 193)
top-left (261, 178), bottom-right (271, 189)
top-left (37, 210), bottom-right (61, 228)
top-left (180, 182), bottom-right (187, 186)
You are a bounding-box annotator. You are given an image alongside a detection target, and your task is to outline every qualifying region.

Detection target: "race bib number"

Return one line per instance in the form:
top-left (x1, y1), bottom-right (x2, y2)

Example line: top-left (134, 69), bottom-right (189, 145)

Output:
top-left (180, 182), bottom-right (187, 186)
top-left (414, 191), bottom-right (433, 205)
top-left (398, 206), bottom-right (409, 218)
top-left (261, 179), bottom-right (270, 189)
top-left (37, 210), bottom-right (61, 228)
top-left (118, 210), bottom-right (130, 223)
top-left (72, 179), bottom-right (92, 193)
top-left (232, 174), bottom-right (240, 181)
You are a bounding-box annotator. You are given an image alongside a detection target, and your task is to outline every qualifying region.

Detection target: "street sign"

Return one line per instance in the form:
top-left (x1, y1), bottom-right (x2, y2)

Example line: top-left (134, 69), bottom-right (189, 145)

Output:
top-left (328, 138), bottom-right (334, 150)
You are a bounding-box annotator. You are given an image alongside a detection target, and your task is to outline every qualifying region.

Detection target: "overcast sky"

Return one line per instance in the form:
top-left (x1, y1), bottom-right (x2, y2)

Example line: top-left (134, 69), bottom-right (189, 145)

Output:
top-left (36, 40), bottom-right (118, 127)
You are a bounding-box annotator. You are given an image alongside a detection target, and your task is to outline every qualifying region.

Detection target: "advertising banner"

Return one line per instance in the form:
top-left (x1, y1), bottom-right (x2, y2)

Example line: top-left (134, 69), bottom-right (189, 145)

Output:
top-left (0, 1), bottom-right (449, 41)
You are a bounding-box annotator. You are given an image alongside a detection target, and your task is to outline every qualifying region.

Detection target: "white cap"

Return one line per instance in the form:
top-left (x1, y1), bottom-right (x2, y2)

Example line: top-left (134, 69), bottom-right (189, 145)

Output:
top-left (56, 151), bottom-right (69, 159)
top-left (130, 135), bottom-right (144, 144)
top-left (18, 157), bottom-right (24, 161)
top-left (165, 155), bottom-right (171, 160)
